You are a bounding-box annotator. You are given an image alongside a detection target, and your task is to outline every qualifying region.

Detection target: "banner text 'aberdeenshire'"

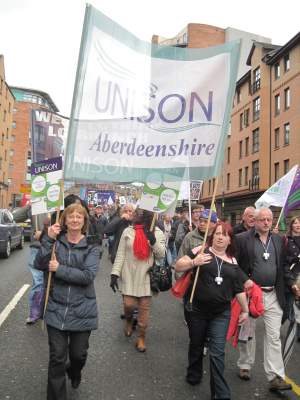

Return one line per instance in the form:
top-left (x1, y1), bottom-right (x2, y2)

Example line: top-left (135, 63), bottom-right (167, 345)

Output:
top-left (89, 133), bottom-right (215, 158)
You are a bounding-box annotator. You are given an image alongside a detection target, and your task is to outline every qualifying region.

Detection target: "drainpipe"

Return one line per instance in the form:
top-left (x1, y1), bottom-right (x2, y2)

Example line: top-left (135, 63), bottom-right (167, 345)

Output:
top-left (269, 64), bottom-right (272, 186)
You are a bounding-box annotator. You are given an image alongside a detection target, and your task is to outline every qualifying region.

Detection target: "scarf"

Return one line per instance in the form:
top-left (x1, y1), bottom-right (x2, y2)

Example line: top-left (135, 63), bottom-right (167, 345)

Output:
top-left (133, 224), bottom-right (150, 260)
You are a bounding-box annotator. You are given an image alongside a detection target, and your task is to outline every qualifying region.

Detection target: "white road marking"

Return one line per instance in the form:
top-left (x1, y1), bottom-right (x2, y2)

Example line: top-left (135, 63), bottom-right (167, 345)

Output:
top-left (0, 284), bottom-right (30, 328)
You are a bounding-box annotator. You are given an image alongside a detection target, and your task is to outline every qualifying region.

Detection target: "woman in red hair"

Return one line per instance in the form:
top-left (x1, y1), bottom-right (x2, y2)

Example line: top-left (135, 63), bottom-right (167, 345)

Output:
top-left (110, 209), bottom-right (165, 352)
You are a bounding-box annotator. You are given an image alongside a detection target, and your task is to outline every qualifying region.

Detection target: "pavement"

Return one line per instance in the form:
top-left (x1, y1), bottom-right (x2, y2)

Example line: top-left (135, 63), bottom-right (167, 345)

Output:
top-left (0, 244), bottom-right (299, 400)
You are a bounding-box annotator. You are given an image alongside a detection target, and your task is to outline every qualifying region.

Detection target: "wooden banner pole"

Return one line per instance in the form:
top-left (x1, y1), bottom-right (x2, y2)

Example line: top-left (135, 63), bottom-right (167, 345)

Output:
top-left (187, 176), bottom-right (219, 309)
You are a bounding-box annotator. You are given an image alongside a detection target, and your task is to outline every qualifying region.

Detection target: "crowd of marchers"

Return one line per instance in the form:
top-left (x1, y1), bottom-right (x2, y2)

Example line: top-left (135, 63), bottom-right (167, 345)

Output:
top-left (25, 197), bottom-right (300, 400)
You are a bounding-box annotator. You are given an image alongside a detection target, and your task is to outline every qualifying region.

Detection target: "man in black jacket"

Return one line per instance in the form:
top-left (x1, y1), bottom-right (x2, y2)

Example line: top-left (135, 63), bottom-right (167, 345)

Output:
top-left (235, 207), bottom-right (292, 392)
top-left (104, 203), bottom-right (135, 264)
top-left (233, 206), bottom-right (255, 235)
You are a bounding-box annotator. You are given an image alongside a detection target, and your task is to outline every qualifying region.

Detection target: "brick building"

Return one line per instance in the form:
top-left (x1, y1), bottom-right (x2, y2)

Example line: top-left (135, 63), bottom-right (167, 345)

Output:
top-left (8, 87), bottom-right (58, 207)
top-left (200, 32), bottom-right (300, 225)
top-left (154, 25), bottom-right (300, 225)
top-left (0, 55), bottom-right (15, 208)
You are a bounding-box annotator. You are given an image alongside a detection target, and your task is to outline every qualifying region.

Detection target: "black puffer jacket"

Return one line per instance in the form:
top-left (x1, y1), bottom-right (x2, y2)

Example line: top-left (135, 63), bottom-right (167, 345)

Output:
top-left (285, 235), bottom-right (300, 287)
top-left (34, 233), bottom-right (100, 331)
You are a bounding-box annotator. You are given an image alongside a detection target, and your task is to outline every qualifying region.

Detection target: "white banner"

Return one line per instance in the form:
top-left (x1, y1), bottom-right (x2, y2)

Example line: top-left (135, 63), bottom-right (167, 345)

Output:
top-left (64, 5), bottom-right (240, 183)
top-left (255, 165), bottom-right (298, 209)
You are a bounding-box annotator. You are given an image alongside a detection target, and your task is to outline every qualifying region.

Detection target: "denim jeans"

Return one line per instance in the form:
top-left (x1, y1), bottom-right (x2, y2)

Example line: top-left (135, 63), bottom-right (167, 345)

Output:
top-left (28, 247), bottom-right (44, 320)
top-left (184, 308), bottom-right (231, 400)
top-left (47, 325), bottom-right (91, 400)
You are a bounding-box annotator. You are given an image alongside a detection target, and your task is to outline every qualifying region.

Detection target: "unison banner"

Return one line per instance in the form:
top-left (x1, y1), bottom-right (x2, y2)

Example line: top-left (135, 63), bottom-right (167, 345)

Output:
top-left (31, 109), bottom-right (69, 163)
top-left (64, 5), bottom-right (240, 183)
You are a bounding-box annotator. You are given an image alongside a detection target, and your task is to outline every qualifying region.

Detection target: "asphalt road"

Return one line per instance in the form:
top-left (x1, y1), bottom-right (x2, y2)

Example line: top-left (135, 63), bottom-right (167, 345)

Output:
top-left (0, 244), bottom-right (299, 400)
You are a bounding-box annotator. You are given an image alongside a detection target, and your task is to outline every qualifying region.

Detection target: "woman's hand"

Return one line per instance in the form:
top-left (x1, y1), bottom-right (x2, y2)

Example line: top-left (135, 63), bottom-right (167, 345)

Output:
top-left (34, 230), bottom-right (42, 240)
top-left (244, 279), bottom-right (254, 290)
top-left (238, 311), bottom-right (249, 325)
top-left (292, 284), bottom-right (300, 298)
top-left (193, 253), bottom-right (212, 267)
top-left (48, 223), bottom-right (61, 239)
top-left (49, 259), bottom-right (59, 272)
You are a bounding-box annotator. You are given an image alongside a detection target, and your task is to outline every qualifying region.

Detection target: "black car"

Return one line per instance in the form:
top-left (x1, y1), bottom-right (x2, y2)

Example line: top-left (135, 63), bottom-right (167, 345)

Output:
top-left (0, 209), bottom-right (24, 258)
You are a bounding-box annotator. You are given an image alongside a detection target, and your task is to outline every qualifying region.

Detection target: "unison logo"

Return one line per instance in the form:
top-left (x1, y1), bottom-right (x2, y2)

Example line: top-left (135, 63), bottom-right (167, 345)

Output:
top-left (94, 78), bottom-right (216, 132)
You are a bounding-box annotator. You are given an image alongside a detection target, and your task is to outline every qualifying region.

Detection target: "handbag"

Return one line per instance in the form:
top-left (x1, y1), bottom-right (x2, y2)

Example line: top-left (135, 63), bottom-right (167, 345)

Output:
top-left (149, 258), bottom-right (173, 293)
top-left (171, 270), bottom-right (192, 298)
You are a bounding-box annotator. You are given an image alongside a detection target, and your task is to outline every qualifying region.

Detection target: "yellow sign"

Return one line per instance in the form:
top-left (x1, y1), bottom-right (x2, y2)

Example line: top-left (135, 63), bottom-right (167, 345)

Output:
top-left (20, 184), bottom-right (31, 194)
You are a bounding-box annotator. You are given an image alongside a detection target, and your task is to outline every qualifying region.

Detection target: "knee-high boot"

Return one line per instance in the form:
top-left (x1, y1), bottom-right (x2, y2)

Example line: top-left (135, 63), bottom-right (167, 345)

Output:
top-left (135, 325), bottom-right (146, 352)
top-left (124, 318), bottom-right (134, 337)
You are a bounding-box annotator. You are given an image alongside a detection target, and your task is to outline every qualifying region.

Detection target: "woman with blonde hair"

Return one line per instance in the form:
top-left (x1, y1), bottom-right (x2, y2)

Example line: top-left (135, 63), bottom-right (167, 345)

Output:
top-left (34, 203), bottom-right (100, 400)
top-left (110, 209), bottom-right (165, 352)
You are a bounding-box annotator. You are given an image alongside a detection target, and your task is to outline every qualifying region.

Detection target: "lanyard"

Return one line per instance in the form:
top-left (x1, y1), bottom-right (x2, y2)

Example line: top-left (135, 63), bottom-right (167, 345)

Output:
top-left (260, 236), bottom-right (271, 253)
top-left (214, 255), bottom-right (224, 285)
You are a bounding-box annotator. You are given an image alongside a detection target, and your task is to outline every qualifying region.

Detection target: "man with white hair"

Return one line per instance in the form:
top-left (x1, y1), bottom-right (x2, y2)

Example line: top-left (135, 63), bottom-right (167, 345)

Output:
top-left (235, 207), bottom-right (292, 392)
top-left (233, 206), bottom-right (256, 235)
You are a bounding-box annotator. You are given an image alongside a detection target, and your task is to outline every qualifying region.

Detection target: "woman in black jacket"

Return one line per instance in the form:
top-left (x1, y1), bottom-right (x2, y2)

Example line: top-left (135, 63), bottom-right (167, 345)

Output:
top-left (284, 215), bottom-right (300, 340)
top-left (34, 204), bottom-right (100, 400)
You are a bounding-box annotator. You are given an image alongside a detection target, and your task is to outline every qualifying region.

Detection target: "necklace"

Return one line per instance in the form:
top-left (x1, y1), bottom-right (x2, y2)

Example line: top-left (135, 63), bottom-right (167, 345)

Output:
top-left (260, 236), bottom-right (271, 261)
top-left (213, 254), bottom-right (224, 285)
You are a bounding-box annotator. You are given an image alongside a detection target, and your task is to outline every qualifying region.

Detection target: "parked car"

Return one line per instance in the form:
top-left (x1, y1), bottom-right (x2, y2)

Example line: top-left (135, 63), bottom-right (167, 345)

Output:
top-left (0, 209), bottom-right (24, 258)
top-left (16, 219), bottom-right (33, 241)
top-left (12, 206), bottom-right (33, 241)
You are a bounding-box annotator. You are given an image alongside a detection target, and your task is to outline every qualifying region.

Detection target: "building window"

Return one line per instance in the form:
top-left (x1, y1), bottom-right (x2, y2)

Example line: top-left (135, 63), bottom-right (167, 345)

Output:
top-left (12, 121), bottom-right (16, 128)
top-left (3, 110), bottom-right (6, 122)
top-left (226, 173), bottom-right (230, 190)
top-left (252, 160), bottom-right (259, 177)
top-left (284, 87), bottom-right (290, 110)
top-left (284, 123), bottom-right (290, 145)
top-left (244, 109), bottom-right (249, 127)
top-left (240, 113), bottom-right (243, 130)
top-left (274, 128), bottom-right (280, 149)
top-left (9, 149), bottom-right (14, 157)
top-left (284, 54), bottom-right (290, 72)
top-left (244, 166), bottom-right (249, 186)
top-left (275, 94), bottom-right (280, 116)
top-left (274, 63), bottom-right (280, 79)
top-left (1, 133), bottom-right (4, 145)
top-left (6, 128), bottom-right (8, 139)
top-left (26, 173), bottom-right (31, 181)
top-left (227, 147), bottom-right (231, 164)
top-left (27, 151), bottom-right (31, 160)
top-left (274, 162), bottom-right (280, 181)
top-left (245, 137), bottom-right (249, 156)
top-left (252, 67), bottom-right (261, 93)
top-left (253, 97), bottom-right (260, 121)
top-left (284, 159), bottom-right (290, 174)
top-left (252, 128), bottom-right (259, 153)
top-left (10, 134), bottom-right (16, 142)
top-left (227, 121), bottom-right (231, 137)
top-left (239, 141), bottom-right (243, 159)
top-left (237, 88), bottom-right (241, 104)
top-left (208, 180), bottom-right (211, 195)
top-left (0, 157), bottom-right (2, 170)
top-left (9, 163), bottom-right (13, 171)
top-left (238, 169), bottom-right (243, 187)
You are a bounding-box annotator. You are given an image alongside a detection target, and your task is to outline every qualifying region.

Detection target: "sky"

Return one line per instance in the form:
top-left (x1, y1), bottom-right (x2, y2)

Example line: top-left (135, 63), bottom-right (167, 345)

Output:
top-left (0, 0), bottom-right (299, 116)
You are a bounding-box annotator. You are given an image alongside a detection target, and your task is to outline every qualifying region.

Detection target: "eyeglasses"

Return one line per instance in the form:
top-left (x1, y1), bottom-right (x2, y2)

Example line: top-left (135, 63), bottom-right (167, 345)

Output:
top-left (192, 210), bottom-right (202, 214)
